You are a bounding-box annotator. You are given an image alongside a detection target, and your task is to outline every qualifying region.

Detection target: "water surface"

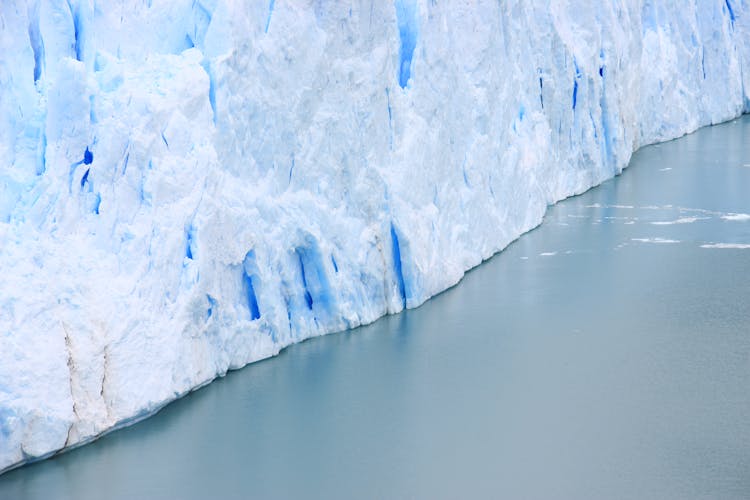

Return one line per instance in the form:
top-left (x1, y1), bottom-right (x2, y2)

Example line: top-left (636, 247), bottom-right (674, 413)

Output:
top-left (2, 117), bottom-right (749, 499)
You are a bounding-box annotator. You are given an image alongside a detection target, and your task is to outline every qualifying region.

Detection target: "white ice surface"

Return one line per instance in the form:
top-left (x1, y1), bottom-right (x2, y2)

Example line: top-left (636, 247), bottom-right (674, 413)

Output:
top-left (1, 0), bottom-right (749, 472)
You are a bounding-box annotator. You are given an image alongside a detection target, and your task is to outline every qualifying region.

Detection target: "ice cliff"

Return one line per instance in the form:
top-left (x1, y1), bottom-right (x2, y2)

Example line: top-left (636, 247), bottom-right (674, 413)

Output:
top-left (1, 0), bottom-right (748, 473)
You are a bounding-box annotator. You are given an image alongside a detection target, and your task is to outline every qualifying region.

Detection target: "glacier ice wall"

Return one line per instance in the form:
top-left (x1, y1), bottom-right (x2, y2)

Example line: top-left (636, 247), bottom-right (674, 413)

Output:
top-left (1, 0), bottom-right (748, 472)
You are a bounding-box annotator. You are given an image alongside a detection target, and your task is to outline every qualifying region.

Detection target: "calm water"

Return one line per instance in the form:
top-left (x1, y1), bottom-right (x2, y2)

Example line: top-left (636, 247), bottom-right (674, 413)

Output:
top-left (2, 117), bottom-right (750, 499)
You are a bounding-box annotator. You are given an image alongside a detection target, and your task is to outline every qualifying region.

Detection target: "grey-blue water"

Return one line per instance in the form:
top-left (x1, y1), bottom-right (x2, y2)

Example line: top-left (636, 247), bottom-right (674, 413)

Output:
top-left (2, 116), bottom-right (750, 499)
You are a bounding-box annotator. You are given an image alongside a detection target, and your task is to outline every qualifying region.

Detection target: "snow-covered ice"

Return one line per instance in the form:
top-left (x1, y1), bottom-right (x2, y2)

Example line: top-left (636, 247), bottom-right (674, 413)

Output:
top-left (1, 0), bottom-right (749, 473)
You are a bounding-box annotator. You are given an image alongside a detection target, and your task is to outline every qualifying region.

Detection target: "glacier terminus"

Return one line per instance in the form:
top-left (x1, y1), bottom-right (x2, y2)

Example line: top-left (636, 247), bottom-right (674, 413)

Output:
top-left (0, 0), bottom-right (749, 473)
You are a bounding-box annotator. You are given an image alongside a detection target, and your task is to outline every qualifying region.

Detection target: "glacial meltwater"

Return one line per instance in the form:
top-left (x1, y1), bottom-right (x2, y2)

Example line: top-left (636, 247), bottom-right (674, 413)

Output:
top-left (2, 117), bottom-right (750, 499)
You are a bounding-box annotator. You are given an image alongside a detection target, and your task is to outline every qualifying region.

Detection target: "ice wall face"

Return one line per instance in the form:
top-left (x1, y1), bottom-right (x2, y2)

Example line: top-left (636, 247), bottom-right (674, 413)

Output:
top-left (0, 0), bottom-right (747, 472)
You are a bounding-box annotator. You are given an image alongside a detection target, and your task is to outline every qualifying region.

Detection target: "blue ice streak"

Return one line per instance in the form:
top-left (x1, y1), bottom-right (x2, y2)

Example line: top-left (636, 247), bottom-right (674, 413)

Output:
top-left (395, 0), bottom-right (418, 88)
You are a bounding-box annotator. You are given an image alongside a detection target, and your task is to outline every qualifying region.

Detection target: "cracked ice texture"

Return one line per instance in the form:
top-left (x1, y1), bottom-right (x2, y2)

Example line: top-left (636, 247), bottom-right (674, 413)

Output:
top-left (1, 0), bottom-right (748, 473)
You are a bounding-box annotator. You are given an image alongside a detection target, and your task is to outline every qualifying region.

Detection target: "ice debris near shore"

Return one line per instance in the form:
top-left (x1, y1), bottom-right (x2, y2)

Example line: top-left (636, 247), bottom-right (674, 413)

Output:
top-left (1, 0), bottom-right (749, 473)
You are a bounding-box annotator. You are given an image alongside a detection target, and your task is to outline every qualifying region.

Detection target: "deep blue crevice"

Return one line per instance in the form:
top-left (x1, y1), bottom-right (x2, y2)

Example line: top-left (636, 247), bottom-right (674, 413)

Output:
top-left (294, 243), bottom-right (333, 315)
top-left (572, 60), bottom-right (581, 110)
top-left (702, 49), bottom-right (706, 79)
top-left (390, 223), bottom-right (407, 308)
top-left (244, 275), bottom-right (261, 320)
top-left (518, 104), bottom-right (525, 121)
top-left (28, 16), bottom-right (45, 83)
top-left (92, 193), bottom-right (101, 214)
top-left (200, 60), bottom-right (217, 123)
top-left (71, 4), bottom-right (83, 62)
top-left (206, 294), bottom-right (217, 320)
top-left (73, 24), bottom-right (81, 61)
top-left (395, 0), bottom-right (418, 88)
top-left (725, 0), bottom-right (735, 25)
top-left (331, 255), bottom-right (338, 273)
top-left (288, 156), bottom-right (295, 184)
top-left (38, 132), bottom-right (46, 175)
top-left (297, 251), bottom-right (314, 310)
top-left (161, 132), bottom-right (169, 148)
top-left (80, 168), bottom-right (90, 189)
top-left (283, 294), bottom-right (292, 334)
top-left (265, 0), bottom-right (275, 33)
top-left (122, 151), bottom-right (130, 175)
top-left (599, 66), bottom-right (604, 77)
top-left (589, 111), bottom-right (598, 139)
top-left (69, 148), bottom-right (93, 191)
top-left (243, 251), bottom-right (261, 320)
top-left (386, 88), bottom-right (393, 123)
top-left (185, 225), bottom-right (196, 260)
top-left (538, 76), bottom-right (544, 108)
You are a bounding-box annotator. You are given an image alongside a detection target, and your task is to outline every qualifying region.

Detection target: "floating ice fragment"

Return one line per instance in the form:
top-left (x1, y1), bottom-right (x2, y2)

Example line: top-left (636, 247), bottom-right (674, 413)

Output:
top-left (631, 238), bottom-right (681, 244)
top-left (721, 213), bottom-right (750, 221)
top-left (700, 243), bottom-right (750, 249)
top-left (651, 217), bottom-right (706, 225)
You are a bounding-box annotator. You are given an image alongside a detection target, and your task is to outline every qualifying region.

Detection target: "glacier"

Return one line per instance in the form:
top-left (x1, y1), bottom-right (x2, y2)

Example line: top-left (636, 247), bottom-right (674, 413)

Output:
top-left (0, 0), bottom-right (748, 473)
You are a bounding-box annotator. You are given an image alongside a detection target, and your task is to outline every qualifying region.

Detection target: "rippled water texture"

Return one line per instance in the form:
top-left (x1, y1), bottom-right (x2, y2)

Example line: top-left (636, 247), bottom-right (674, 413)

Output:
top-left (2, 116), bottom-right (749, 499)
